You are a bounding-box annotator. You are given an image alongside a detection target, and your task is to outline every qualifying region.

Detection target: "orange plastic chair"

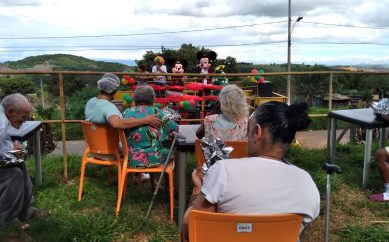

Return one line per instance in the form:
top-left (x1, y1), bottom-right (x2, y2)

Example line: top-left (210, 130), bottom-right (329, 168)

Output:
top-left (78, 121), bottom-right (126, 202)
top-left (116, 146), bottom-right (175, 221)
top-left (195, 139), bottom-right (248, 172)
top-left (188, 210), bottom-right (303, 242)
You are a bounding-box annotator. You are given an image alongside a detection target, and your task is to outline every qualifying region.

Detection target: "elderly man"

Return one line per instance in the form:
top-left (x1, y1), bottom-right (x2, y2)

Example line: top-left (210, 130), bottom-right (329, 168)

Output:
top-left (0, 93), bottom-right (38, 227)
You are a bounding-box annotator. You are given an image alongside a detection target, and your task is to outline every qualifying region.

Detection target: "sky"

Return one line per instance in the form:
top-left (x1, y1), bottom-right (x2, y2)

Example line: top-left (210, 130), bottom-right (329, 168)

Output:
top-left (0, 0), bottom-right (389, 66)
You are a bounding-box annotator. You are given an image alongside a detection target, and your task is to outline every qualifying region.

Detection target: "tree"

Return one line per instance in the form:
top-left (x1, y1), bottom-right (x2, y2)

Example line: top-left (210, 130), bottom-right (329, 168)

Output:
top-left (65, 87), bottom-right (98, 120)
top-left (137, 44), bottom-right (234, 74)
top-left (0, 76), bottom-right (36, 98)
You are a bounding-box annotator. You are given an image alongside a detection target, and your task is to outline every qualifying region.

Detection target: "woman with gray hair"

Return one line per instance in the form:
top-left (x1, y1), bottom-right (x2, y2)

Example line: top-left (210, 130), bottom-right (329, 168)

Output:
top-left (196, 84), bottom-right (249, 141)
top-left (123, 85), bottom-right (178, 168)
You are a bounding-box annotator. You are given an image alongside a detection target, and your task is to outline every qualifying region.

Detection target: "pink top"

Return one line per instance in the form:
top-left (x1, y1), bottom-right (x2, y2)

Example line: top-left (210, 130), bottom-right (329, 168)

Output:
top-left (204, 114), bottom-right (248, 141)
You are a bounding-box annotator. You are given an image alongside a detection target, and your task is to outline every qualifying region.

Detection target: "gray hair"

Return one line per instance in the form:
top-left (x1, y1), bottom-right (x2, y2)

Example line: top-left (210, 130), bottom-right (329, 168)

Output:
top-left (97, 73), bottom-right (120, 93)
top-left (134, 85), bottom-right (155, 105)
top-left (219, 84), bottom-right (249, 121)
top-left (1, 93), bottom-right (30, 112)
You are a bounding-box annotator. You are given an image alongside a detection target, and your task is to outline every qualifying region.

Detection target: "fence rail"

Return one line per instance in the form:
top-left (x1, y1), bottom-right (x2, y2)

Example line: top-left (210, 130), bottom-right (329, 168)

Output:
top-left (1, 69), bottom-right (387, 180)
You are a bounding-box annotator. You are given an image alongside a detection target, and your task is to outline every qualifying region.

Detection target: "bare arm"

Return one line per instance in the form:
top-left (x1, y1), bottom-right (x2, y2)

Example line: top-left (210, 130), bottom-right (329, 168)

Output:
top-left (108, 114), bottom-right (162, 129)
top-left (181, 170), bottom-right (217, 242)
top-left (196, 123), bottom-right (205, 139)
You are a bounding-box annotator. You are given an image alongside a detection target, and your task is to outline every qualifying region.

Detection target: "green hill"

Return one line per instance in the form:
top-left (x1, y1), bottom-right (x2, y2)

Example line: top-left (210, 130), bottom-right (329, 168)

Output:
top-left (2, 54), bottom-right (130, 72)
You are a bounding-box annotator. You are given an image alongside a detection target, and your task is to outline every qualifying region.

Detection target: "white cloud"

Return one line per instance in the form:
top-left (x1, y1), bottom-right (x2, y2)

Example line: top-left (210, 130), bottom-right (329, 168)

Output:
top-left (0, 0), bottom-right (388, 65)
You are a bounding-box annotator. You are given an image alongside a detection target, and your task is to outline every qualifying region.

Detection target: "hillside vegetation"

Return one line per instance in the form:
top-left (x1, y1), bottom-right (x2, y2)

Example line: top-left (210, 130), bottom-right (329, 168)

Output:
top-left (1, 54), bottom-right (130, 72)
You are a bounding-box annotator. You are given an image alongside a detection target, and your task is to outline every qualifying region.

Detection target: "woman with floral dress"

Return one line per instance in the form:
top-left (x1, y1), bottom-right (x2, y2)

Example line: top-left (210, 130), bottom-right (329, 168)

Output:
top-left (124, 85), bottom-right (178, 168)
top-left (196, 84), bottom-right (249, 141)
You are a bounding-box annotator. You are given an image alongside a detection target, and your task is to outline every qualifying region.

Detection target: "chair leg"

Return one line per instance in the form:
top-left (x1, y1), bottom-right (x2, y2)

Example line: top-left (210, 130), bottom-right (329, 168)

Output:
top-left (78, 161), bottom-right (87, 202)
top-left (122, 174), bottom-right (129, 199)
top-left (168, 170), bottom-right (174, 221)
top-left (117, 163), bottom-right (122, 197)
top-left (116, 170), bottom-right (127, 216)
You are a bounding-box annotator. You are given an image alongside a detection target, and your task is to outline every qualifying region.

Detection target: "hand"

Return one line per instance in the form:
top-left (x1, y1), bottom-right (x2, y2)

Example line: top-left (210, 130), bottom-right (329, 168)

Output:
top-left (13, 141), bottom-right (24, 151)
top-left (146, 114), bottom-right (163, 128)
top-left (192, 169), bottom-right (203, 193)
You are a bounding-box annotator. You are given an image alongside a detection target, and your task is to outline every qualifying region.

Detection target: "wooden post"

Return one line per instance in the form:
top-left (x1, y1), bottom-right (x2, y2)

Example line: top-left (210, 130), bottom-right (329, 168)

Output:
top-left (329, 73), bottom-right (333, 111)
top-left (59, 73), bottom-right (68, 181)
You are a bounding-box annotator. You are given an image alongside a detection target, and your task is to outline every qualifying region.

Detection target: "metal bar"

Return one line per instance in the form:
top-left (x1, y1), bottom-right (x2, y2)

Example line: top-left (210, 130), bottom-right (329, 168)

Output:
top-left (329, 73), bottom-right (333, 111)
top-left (324, 173), bottom-right (331, 242)
top-left (59, 73), bottom-right (68, 181)
top-left (328, 118), bottom-right (337, 163)
top-left (176, 150), bottom-right (187, 228)
top-left (363, 129), bottom-right (373, 187)
top-left (144, 134), bottom-right (179, 221)
top-left (33, 131), bottom-right (42, 186)
top-left (379, 128), bottom-right (386, 148)
top-left (336, 128), bottom-right (349, 143)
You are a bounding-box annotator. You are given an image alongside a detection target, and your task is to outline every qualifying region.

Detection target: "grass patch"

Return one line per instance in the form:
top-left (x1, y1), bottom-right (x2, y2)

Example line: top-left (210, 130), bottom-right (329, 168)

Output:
top-left (0, 143), bottom-right (388, 241)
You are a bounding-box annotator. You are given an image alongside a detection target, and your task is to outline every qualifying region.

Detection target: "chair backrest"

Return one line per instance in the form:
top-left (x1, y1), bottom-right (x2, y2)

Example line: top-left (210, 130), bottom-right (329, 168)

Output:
top-left (81, 121), bottom-right (121, 155)
top-left (195, 139), bottom-right (248, 170)
top-left (189, 210), bottom-right (303, 242)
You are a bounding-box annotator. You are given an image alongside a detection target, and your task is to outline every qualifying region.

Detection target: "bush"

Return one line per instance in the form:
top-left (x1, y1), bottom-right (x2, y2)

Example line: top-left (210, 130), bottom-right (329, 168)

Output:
top-left (0, 76), bottom-right (36, 98)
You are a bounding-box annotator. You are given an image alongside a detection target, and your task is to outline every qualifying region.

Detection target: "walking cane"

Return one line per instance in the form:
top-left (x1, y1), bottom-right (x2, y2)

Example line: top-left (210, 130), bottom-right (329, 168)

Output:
top-left (323, 162), bottom-right (342, 242)
top-left (144, 131), bottom-right (186, 222)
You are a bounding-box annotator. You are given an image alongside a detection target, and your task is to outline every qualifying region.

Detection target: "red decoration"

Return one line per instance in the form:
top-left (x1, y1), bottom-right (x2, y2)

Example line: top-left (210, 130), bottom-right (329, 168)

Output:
top-left (185, 82), bottom-right (204, 91)
top-left (203, 84), bottom-right (223, 90)
top-left (203, 95), bottom-right (219, 101)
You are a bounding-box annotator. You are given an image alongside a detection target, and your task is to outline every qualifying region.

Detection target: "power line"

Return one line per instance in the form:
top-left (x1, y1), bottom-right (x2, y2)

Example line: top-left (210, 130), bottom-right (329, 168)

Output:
top-left (294, 41), bottom-right (389, 46)
top-left (0, 20), bottom-right (287, 40)
top-left (0, 41), bottom-right (287, 52)
top-left (301, 21), bottom-right (389, 30)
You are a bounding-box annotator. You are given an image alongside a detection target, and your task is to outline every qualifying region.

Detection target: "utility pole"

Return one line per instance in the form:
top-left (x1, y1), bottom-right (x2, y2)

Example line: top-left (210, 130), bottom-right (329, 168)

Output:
top-left (287, 0), bottom-right (292, 105)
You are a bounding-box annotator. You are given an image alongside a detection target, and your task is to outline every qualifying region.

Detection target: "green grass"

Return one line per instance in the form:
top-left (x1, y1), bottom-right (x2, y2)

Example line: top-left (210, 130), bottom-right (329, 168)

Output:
top-left (0, 146), bottom-right (388, 242)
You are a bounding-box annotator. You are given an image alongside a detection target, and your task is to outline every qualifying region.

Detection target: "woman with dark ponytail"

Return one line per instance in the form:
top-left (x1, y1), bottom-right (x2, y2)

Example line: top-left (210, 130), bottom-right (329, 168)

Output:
top-left (182, 101), bottom-right (320, 241)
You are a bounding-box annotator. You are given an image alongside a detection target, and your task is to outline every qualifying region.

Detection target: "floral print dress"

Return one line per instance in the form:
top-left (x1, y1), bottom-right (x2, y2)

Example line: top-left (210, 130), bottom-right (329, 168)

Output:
top-left (124, 106), bottom-right (178, 167)
top-left (204, 114), bottom-right (248, 141)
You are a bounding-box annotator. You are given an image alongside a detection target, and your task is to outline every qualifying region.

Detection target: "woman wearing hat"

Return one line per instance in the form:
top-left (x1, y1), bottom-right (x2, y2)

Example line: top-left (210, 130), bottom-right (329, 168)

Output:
top-left (85, 73), bottom-right (162, 129)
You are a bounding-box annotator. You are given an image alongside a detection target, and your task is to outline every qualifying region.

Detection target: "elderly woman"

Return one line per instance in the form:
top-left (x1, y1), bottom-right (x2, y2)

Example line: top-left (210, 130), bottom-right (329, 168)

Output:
top-left (196, 84), bottom-right (249, 141)
top-left (85, 73), bottom-right (161, 128)
top-left (183, 101), bottom-right (320, 241)
top-left (84, 73), bottom-right (162, 161)
top-left (124, 85), bottom-right (178, 168)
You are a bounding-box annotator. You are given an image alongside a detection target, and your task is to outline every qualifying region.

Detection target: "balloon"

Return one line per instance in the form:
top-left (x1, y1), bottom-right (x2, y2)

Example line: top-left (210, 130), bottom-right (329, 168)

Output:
top-left (178, 101), bottom-right (185, 108)
top-left (255, 75), bottom-right (260, 81)
top-left (259, 69), bottom-right (265, 74)
top-left (124, 75), bottom-right (131, 80)
top-left (189, 99), bottom-right (196, 107)
top-left (250, 76), bottom-right (257, 83)
top-left (154, 103), bottom-right (162, 109)
top-left (121, 78), bottom-right (129, 85)
top-left (259, 76), bottom-right (265, 83)
top-left (183, 101), bottom-right (191, 110)
top-left (251, 69), bottom-right (258, 74)
top-left (123, 94), bottom-right (133, 103)
top-left (128, 77), bottom-right (135, 85)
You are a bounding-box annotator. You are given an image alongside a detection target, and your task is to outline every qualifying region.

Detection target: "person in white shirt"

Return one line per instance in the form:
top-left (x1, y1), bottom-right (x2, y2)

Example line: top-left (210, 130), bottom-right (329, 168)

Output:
top-left (0, 94), bottom-right (40, 228)
top-left (182, 101), bottom-right (320, 241)
top-left (151, 56), bottom-right (167, 86)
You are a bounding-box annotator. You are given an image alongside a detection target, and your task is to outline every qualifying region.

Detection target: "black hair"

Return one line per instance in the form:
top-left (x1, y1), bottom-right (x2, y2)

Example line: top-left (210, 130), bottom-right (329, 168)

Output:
top-left (254, 101), bottom-right (311, 144)
top-left (137, 64), bottom-right (146, 72)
